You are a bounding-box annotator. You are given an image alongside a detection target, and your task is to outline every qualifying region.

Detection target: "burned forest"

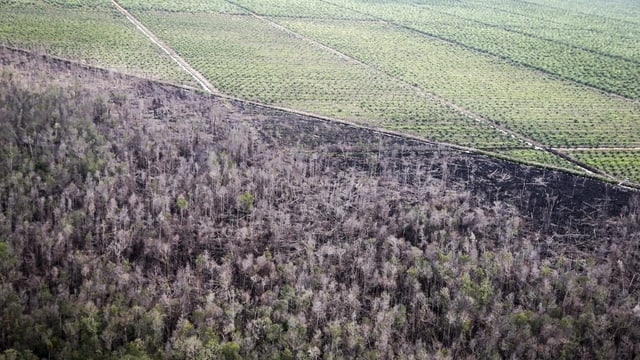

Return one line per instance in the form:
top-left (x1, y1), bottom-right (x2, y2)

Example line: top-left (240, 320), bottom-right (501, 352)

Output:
top-left (1, 48), bottom-right (639, 359)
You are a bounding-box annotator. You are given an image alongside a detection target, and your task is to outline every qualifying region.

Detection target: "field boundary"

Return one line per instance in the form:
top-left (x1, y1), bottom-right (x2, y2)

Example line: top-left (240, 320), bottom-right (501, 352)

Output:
top-left (112, 0), bottom-right (637, 185)
top-left (118, 0), bottom-right (632, 185)
top-left (219, 95), bottom-right (639, 189)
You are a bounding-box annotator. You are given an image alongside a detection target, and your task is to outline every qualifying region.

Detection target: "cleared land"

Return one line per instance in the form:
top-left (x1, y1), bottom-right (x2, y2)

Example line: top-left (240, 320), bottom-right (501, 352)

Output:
top-left (1, 0), bottom-right (639, 183)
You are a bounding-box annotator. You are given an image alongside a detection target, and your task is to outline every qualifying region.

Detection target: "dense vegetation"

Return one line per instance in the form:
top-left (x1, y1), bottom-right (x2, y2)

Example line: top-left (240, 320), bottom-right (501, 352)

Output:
top-left (1, 47), bottom-right (639, 359)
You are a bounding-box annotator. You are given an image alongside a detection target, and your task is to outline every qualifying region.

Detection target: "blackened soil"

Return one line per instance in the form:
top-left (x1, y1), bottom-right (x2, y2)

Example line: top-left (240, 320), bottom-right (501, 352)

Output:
top-left (238, 100), bottom-right (637, 236)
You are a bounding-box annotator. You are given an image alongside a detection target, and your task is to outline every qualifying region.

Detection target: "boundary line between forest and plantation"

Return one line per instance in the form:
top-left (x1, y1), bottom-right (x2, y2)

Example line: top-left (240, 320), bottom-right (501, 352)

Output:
top-left (2, 44), bottom-right (638, 191)
top-left (103, 3), bottom-right (637, 189)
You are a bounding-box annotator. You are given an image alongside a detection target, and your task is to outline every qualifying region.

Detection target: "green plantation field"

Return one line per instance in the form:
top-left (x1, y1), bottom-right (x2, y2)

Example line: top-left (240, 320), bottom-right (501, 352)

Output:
top-left (495, 149), bottom-right (588, 173)
top-left (427, 0), bottom-right (640, 63)
top-left (2, 0), bottom-right (639, 184)
top-left (115, 0), bottom-right (247, 13)
top-left (322, 0), bottom-right (640, 99)
top-left (0, 0), bottom-right (197, 86)
top-left (526, 0), bottom-right (640, 24)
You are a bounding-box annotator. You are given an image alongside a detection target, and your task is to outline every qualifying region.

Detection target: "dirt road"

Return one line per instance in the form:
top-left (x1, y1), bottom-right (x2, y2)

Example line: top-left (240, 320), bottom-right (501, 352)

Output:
top-left (111, 0), bottom-right (219, 94)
